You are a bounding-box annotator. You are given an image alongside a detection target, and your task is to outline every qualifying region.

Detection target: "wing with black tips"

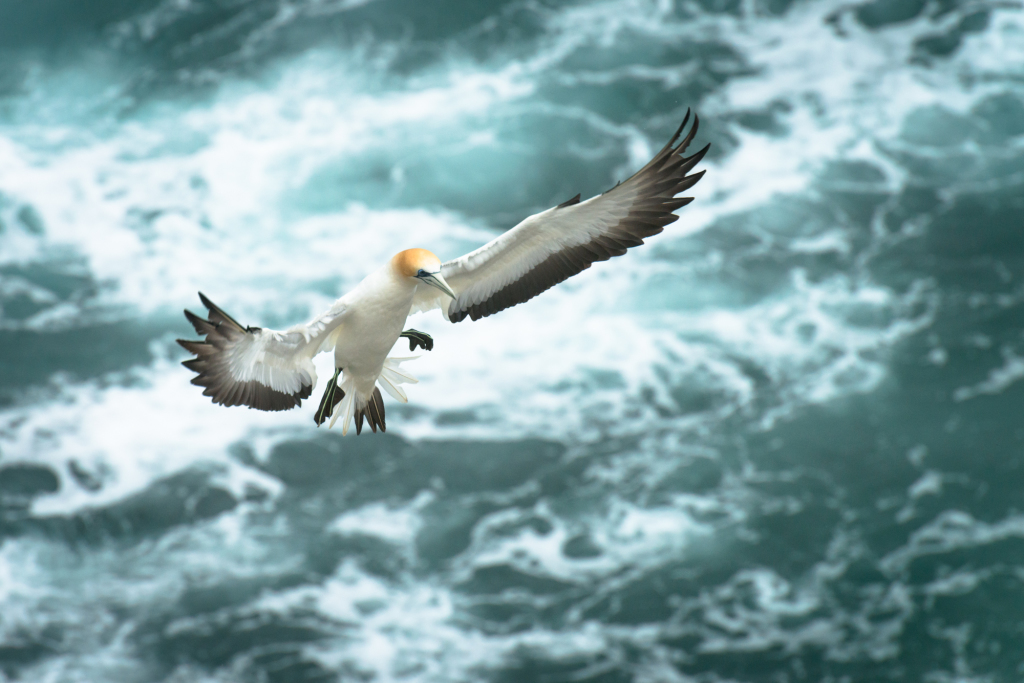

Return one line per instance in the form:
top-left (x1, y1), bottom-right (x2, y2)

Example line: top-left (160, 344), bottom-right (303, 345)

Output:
top-left (411, 111), bottom-right (709, 322)
top-left (177, 293), bottom-right (347, 411)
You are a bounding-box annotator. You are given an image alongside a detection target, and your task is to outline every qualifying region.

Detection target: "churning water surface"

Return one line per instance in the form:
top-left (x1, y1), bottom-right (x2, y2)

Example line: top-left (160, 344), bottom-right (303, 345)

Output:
top-left (1, 0), bottom-right (1023, 681)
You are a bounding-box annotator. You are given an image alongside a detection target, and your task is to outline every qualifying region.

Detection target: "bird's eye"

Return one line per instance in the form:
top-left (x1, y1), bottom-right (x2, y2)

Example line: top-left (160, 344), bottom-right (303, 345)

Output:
top-left (416, 269), bottom-right (427, 277)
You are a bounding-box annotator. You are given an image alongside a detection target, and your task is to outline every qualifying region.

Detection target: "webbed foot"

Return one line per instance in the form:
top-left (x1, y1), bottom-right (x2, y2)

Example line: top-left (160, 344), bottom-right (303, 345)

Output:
top-left (400, 329), bottom-right (433, 352)
top-left (314, 367), bottom-right (344, 427)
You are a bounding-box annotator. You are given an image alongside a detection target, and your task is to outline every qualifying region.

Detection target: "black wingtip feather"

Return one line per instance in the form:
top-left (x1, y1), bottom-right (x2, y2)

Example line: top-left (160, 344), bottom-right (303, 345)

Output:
top-left (557, 193), bottom-right (581, 209)
top-left (672, 113), bottom-right (700, 155)
top-left (666, 108), bottom-right (691, 149)
top-left (198, 292), bottom-right (246, 331)
top-left (683, 143), bottom-right (711, 169)
top-left (184, 309), bottom-right (219, 336)
top-left (177, 339), bottom-right (210, 355)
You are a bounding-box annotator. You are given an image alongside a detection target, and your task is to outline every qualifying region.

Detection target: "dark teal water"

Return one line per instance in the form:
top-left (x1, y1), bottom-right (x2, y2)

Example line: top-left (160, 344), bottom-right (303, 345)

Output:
top-left (1, 1), bottom-right (1023, 681)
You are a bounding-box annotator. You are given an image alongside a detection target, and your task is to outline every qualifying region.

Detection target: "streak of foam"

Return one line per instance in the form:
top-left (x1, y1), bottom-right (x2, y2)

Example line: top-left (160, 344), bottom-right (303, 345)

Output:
top-left (952, 346), bottom-right (1024, 401)
top-left (881, 510), bottom-right (1024, 575)
top-left (329, 491), bottom-right (434, 546)
top-left (698, 568), bottom-right (837, 654)
top-left (461, 497), bottom-right (713, 586)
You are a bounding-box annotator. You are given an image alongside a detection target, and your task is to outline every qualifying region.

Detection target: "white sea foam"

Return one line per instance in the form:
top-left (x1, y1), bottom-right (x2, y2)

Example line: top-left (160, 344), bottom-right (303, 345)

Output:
top-left (329, 491), bottom-right (434, 545)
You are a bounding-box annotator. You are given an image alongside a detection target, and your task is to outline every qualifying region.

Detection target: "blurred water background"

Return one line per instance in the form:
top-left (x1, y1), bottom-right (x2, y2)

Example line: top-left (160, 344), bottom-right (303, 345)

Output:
top-left (1, 0), bottom-right (1023, 681)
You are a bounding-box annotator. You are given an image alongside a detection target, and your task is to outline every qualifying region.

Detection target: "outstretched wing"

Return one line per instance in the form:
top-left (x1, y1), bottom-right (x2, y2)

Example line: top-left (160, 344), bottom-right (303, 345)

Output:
top-left (177, 293), bottom-right (348, 411)
top-left (412, 111), bottom-right (709, 322)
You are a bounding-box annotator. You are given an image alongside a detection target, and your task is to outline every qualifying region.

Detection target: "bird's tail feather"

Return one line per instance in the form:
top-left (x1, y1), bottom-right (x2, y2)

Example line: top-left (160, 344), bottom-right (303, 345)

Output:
top-left (353, 388), bottom-right (386, 435)
top-left (327, 373), bottom-right (356, 433)
top-left (323, 356), bottom-right (419, 435)
top-left (327, 383), bottom-right (384, 435)
top-left (377, 356), bottom-right (419, 403)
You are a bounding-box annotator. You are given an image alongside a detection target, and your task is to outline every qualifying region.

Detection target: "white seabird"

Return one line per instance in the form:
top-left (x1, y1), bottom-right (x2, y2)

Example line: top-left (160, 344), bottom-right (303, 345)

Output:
top-left (178, 112), bottom-right (709, 435)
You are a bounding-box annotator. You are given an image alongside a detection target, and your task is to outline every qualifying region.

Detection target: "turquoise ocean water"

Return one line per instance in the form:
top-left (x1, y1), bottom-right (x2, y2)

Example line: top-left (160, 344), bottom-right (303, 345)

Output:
top-left (1, 0), bottom-right (1024, 680)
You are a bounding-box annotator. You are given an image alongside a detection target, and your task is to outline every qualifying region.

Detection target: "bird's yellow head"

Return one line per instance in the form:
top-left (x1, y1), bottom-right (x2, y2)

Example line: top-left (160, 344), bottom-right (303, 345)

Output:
top-left (391, 248), bottom-right (456, 298)
top-left (392, 248), bottom-right (441, 278)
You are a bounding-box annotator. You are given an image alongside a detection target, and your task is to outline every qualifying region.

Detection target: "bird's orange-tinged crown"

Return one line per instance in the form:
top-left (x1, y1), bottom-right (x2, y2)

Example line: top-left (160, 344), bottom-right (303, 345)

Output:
top-left (392, 248), bottom-right (441, 277)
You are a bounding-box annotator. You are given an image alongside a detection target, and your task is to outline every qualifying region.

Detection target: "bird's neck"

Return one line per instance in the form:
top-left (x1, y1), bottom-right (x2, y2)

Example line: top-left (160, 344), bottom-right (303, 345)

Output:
top-left (349, 262), bottom-right (417, 309)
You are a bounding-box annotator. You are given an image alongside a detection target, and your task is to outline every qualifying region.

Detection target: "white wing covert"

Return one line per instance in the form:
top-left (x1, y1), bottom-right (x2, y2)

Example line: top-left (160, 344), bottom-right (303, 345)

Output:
top-left (178, 293), bottom-right (347, 411)
top-left (420, 112), bottom-right (708, 323)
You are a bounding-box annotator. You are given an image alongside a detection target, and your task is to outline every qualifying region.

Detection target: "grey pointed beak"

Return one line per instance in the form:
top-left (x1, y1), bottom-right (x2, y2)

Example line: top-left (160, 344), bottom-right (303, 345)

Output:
top-left (418, 271), bottom-right (456, 299)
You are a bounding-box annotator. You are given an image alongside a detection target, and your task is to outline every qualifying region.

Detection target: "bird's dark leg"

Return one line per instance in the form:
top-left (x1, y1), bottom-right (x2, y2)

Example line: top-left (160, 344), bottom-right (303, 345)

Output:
top-left (314, 367), bottom-right (344, 427)
top-left (400, 329), bottom-right (433, 352)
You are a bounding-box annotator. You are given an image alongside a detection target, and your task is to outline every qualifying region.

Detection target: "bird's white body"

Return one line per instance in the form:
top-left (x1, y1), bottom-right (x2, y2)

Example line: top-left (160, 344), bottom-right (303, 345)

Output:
top-left (179, 112), bottom-right (709, 434)
top-left (316, 261), bottom-right (428, 432)
top-left (332, 263), bottom-right (416, 388)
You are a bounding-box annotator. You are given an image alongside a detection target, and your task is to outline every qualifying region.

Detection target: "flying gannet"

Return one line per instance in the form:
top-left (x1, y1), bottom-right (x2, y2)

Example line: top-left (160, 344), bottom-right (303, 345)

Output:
top-left (178, 112), bottom-right (709, 435)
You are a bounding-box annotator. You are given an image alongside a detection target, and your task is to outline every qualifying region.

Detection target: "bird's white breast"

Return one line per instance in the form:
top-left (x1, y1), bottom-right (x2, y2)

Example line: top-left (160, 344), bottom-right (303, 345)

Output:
top-left (332, 266), bottom-right (415, 391)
